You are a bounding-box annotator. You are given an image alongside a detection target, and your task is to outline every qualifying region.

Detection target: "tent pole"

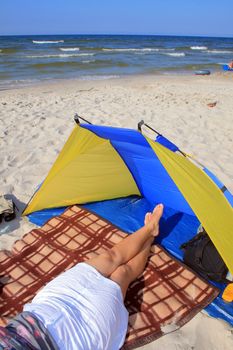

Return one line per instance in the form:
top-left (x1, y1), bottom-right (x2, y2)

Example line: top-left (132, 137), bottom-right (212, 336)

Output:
top-left (138, 120), bottom-right (161, 136)
top-left (74, 113), bottom-right (92, 125)
top-left (138, 119), bottom-right (187, 157)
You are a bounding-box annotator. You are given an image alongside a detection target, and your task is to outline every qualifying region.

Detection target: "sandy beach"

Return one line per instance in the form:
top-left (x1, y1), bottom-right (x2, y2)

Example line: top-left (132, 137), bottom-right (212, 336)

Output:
top-left (1, 73), bottom-right (233, 349)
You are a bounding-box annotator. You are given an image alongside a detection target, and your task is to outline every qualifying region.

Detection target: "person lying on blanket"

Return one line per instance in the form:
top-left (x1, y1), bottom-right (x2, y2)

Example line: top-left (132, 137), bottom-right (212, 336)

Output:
top-left (0, 204), bottom-right (164, 350)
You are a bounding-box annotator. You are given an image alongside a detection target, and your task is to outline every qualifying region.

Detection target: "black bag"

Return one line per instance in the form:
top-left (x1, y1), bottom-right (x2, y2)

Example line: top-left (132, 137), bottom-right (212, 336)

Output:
top-left (180, 228), bottom-right (228, 283)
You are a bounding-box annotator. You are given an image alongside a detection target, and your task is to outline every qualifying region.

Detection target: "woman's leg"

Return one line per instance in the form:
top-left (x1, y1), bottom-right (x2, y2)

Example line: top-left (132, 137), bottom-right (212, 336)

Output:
top-left (109, 235), bottom-right (154, 298)
top-left (86, 204), bottom-right (163, 278)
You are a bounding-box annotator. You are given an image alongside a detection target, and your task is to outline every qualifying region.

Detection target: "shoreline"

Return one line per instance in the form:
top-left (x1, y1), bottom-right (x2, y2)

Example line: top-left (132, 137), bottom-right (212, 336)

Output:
top-left (0, 70), bottom-right (232, 92)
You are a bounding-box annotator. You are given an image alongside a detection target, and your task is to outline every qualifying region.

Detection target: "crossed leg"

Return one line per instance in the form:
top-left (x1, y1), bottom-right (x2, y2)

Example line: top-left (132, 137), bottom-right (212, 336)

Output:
top-left (86, 204), bottom-right (164, 298)
top-left (109, 235), bottom-right (154, 298)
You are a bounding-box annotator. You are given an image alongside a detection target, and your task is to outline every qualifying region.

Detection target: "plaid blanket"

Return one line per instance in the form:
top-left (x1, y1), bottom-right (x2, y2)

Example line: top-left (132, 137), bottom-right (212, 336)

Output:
top-left (0, 206), bottom-right (219, 349)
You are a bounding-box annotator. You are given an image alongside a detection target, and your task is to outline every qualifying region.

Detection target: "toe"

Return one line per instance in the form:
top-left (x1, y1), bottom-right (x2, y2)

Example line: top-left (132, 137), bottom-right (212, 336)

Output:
top-left (152, 204), bottom-right (164, 221)
top-left (144, 212), bottom-right (151, 225)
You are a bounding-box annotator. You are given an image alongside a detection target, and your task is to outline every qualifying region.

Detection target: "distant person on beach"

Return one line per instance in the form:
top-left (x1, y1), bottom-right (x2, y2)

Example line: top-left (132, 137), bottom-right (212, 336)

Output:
top-left (228, 60), bottom-right (233, 69)
top-left (0, 205), bottom-right (164, 350)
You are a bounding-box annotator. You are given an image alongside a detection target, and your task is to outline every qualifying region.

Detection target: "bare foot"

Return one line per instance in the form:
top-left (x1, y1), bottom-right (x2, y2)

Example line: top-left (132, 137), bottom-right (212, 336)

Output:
top-left (144, 204), bottom-right (164, 237)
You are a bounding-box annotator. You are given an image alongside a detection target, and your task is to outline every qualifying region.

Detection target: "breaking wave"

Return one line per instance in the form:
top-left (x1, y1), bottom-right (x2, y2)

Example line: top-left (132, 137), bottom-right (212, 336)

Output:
top-left (163, 52), bottom-right (186, 57)
top-left (59, 47), bottom-right (80, 52)
top-left (32, 40), bottom-right (64, 44)
top-left (26, 53), bottom-right (94, 58)
top-left (206, 49), bottom-right (233, 54)
top-left (190, 46), bottom-right (208, 50)
top-left (102, 48), bottom-right (162, 52)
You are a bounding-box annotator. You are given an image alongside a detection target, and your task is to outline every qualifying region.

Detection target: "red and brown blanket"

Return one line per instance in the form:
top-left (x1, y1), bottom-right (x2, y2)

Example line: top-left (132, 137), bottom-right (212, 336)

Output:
top-left (0, 206), bottom-right (219, 349)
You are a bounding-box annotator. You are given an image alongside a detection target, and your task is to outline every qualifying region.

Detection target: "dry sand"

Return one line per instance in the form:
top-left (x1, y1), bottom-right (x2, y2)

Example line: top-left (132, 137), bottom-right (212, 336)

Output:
top-left (0, 73), bottom-right (233, 349)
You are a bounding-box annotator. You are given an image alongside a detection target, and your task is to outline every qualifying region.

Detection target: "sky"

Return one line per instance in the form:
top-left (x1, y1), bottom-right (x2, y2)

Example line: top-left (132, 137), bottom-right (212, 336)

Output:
top-left (0, 0), bottom-right (233, 37)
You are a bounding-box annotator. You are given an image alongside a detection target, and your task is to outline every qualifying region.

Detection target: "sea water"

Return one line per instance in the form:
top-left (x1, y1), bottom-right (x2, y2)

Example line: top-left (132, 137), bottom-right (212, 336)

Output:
top-left (0, 34), bottom-right (232, 90)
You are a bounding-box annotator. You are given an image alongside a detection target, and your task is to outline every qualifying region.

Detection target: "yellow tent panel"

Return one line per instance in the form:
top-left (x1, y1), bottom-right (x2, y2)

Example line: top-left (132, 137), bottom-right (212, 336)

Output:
top-left (147, 137), bottom-right (233, 275)
top-left (23, 125), bottom-right (140, 215)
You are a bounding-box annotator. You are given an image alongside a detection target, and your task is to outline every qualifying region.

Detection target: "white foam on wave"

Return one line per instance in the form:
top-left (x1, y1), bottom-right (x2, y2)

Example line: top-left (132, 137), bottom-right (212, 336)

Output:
top-left (163, 52), bottom-right (185, 57)
top-left (26, 53), bottom-right (94, 58)
top-left (82, 60), bottom-right (95, 63)
top-left (102, 47), bottom-right (162, 52)
top-left (32, 40), bottom-right (64, 44)
top-left (190, 46), bottom-right (208, 50)
top-left (206, 49), bottom-right (232, 54)
top-left (59, 47), bottom-right (80, 52)
top-left (140, 48), bottom-right (161, 52)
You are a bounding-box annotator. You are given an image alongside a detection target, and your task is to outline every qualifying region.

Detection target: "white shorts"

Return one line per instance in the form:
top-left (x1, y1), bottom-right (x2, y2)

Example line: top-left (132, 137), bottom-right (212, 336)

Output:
top-left (24, 263), bottom-right (129, 350)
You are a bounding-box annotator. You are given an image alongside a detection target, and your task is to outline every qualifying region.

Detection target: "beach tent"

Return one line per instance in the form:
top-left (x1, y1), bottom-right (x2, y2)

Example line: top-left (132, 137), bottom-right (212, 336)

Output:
top-left (23, 116), bottom-right (233, 324)
top-left (23, 117), bottom-right (233, 273)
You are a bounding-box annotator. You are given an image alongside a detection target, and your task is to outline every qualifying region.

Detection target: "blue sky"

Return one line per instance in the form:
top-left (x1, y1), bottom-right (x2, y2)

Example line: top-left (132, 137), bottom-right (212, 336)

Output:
top-left (0, 0), bottom-right (233, 37)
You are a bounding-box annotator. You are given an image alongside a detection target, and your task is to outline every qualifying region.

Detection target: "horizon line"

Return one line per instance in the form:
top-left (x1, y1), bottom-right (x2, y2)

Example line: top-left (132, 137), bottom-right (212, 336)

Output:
top-left (0, 33), bottom-right (233, 39)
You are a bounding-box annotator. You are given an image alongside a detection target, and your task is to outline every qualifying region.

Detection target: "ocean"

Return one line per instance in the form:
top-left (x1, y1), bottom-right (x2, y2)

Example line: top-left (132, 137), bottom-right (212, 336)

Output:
top-left (0, 34), bottom-right (232, 90)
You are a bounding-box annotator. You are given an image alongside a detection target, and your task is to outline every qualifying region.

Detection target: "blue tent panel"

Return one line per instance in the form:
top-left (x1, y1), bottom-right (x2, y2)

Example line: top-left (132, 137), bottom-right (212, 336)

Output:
top-left (82, 124), bottom-right (194, 216)
top-left (27, 207), bottom-right (66, 226)
top-left (156, 135), bottom-right (179, 152)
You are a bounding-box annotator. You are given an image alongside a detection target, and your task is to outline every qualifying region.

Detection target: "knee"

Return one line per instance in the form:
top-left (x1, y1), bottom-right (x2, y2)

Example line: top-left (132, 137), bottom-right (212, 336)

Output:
top-left (114, 264), bottom-right (132, 280)
top-left (103, 248), bottom-right (122, 266)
